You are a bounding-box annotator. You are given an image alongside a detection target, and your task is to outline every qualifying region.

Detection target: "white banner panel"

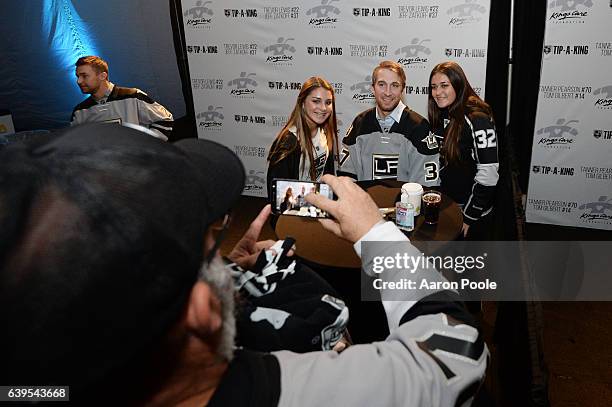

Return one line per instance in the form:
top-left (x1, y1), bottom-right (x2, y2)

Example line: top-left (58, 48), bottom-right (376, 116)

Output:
top-left (181, 0), bottom-right (491, 197)
top-left (526, 1), bottom-right (612, 230)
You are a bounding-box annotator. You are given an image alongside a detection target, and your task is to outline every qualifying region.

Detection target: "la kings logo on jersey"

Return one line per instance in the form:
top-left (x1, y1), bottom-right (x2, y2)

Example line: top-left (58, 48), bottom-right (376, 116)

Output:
top-left (372, 154), bottom-right (398, 179)
top-left (422, 132), bottom-right (439, 149)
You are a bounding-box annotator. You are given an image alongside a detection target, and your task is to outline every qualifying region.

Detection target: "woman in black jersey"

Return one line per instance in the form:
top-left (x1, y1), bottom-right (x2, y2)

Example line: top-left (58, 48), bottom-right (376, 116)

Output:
top-left (428, 61), bottom-right (499, 239)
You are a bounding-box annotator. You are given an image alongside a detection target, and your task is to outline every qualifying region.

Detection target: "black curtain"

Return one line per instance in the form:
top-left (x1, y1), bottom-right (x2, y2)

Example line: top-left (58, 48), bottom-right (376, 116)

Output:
top-left (508, 1), bottom-right (547, 193)
top-left (484, 0), bottom-right (518, 241)
top-left (169, 0), bottom-right (197, 141)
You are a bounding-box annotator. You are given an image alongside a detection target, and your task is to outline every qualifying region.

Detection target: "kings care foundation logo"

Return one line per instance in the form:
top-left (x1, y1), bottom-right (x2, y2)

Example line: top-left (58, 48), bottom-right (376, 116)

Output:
top-left (594, 85), bottom-right (612, 109)
top-left (184, 0), bottom-right (214, 29)
top-left (536, 118), bottom-right (579, 149)
top-left (350, 76), bottom-right (375, 104)
top-left (548, 0), bottom-right (592, 23)
top-left (264, 37), bottom-right (296, 65)
top-left (395, 38), bottom-right (431, 68)
top-left (306, 0), bottom-right (341, 28)
top-left (196, 105), bottom-right (224, 130)
top-left (446, 0), bottom-right (487, 26)
top-left (578, 196), bottom-right (612, 225)
top-left (244, 170), bottom-right (266, 194)
top-left (227, 72), bottom-right (257, 98)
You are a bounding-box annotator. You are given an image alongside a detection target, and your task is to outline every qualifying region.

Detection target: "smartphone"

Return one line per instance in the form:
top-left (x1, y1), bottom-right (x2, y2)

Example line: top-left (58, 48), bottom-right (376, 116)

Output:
top-left (270, 178), bottom-right (334, 218)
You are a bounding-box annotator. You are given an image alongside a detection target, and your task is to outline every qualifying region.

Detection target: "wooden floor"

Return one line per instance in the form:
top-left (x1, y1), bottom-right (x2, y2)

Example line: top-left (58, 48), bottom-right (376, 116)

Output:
top-left (222, 195), bottom-right (612, 407)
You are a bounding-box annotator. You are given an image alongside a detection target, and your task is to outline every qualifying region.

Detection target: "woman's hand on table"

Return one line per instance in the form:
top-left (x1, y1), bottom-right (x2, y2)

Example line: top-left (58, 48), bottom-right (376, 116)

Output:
top-left (305, 175), bottom-right (383, 244)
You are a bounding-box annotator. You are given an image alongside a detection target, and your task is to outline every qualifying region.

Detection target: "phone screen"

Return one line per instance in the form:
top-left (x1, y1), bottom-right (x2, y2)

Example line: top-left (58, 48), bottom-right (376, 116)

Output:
top-left (271, 179), bottom-right (333, 218)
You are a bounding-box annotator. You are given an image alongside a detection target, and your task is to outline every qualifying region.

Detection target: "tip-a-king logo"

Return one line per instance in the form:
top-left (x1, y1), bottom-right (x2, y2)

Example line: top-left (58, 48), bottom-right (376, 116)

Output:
top-left (578, 196), bottom-right (612, 224)
top-left (529, 198), bottom-right (577, 213)
top-left (244, 170), bottom-right (266, 194)
top-left (227, 72), bottom-right (257, 98)
top-left (540, 84), bottom-right (591, 100)
top-left (593, 129), bottom-right (612, 140)
top-left (531, 165), bottom-right (575, 177)
top-left (536, 118), bottom-right (579, 149)
top-left (353, 7), bottom-right (391, 17)
top-left (594, 85), bottom-right (612, 109)
top-left (351, 76), bottom-right (375, 103)
top-left (580, 166), bottom-right (612, 181)
top-left (395, 38), bottom-right (431, 68)
top-left (406, 84), bottom-right (430, 96)
top-left (186, 44), bottom-right (218, 55)
top-left (542, 44), bottom-right (589, 57)
top-left (268, 81), bottom-right (302, 91)
top-left (447, 0), bottom-right (487, 26)
top-left (445, 47), bottom-right (486, 58)
top-left (306, 0), bottom-right (341, 28)
top-left (224, 8), bottom-right (257, 18)
top-left (234, 114), bottom-right (266, 125)
top-left (307, 46), bottom-right (343, 56)
top-left (184, 0), bottom-right (213, 28)
top-left (234, 146), bottom-right (266, 159)
top-left (263, 6), bottom-right (299, 20)
top-left (398, 5), bottom-right (439, 19)
top-left (264, 37), bottom-right (295, 65)
top-left (548, 0), bottom-right (591, 23)
top-left (196, 105), bottom-right (223, 130)
top-left (350, 44), bottom-right (388, 58)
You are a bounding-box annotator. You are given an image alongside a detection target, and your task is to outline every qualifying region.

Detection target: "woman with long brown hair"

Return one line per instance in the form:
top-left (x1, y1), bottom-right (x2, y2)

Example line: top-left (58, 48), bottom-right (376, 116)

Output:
top-left (266, 76), bottom-right (338, 199)
top-left (428, 61), bottom-right (499, 239)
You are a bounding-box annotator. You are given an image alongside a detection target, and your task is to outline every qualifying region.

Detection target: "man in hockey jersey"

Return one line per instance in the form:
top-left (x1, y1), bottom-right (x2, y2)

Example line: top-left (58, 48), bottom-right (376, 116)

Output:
top-left (1, 124), bottom-right (487, 406)
top-left (339, 60), bottom-right (440, 186)
top-left (71, 56), bottom-right (173, 141)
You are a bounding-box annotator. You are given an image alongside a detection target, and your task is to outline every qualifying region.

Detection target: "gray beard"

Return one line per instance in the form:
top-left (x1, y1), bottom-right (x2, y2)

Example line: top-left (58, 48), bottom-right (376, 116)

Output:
top-left (198, 257), bottom-right (236, 361)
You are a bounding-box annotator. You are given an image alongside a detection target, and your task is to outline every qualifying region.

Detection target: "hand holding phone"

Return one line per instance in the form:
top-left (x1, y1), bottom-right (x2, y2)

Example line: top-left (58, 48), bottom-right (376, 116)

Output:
top-left (305, 175), bottom-right (383, 243)
top-left (270, 178), bottom-right (334, 218)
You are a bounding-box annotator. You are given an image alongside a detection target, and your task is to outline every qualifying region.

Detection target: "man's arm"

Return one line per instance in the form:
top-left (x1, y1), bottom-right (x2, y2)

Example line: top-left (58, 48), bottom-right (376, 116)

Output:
top-left (134, 90), bottom-right (174, 141)
top-left (273, 176), bottom-right (488, 406)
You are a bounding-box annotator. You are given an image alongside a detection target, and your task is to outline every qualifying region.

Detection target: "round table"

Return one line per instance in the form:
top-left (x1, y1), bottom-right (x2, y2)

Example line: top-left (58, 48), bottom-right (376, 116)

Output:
top-left (275, 180), bottom-right (463, 268)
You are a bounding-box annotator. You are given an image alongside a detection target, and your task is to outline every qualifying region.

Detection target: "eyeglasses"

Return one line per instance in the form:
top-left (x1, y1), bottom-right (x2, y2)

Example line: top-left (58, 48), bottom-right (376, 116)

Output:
top-left (205, 213), bottom-right (232, 265)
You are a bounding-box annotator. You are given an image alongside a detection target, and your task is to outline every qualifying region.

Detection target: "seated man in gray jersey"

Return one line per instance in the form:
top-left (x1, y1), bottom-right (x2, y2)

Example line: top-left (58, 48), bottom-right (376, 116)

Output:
top-left (0, 124), bottom-right (487, 406)
top-left (339, 60), bottom-right (440, 186)
top-left (71, 55), bottom-right (173, 141)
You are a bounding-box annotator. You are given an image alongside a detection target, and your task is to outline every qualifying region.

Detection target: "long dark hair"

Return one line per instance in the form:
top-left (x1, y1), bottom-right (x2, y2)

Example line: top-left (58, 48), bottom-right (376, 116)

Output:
top-left (428, 61), bottom-right (493, 164)
top-left (267, 76), bottom-right (338, 180)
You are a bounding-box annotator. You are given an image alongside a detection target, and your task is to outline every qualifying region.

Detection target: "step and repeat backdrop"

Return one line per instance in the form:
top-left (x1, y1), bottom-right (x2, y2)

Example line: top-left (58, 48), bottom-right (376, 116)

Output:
top-left (526, 1), bottom-right (612, 231)
top-left (180, 0), bottom-right (491, 197)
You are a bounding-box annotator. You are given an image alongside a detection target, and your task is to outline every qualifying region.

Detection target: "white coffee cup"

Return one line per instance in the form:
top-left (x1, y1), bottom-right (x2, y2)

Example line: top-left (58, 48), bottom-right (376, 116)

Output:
top-left (401, 183), bottom-right (423, 215)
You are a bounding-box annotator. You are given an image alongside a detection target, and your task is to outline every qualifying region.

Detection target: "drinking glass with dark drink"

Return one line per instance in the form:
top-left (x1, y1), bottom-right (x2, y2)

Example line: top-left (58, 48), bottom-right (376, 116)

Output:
top-left (422, 191), bottom-right (442, 224)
